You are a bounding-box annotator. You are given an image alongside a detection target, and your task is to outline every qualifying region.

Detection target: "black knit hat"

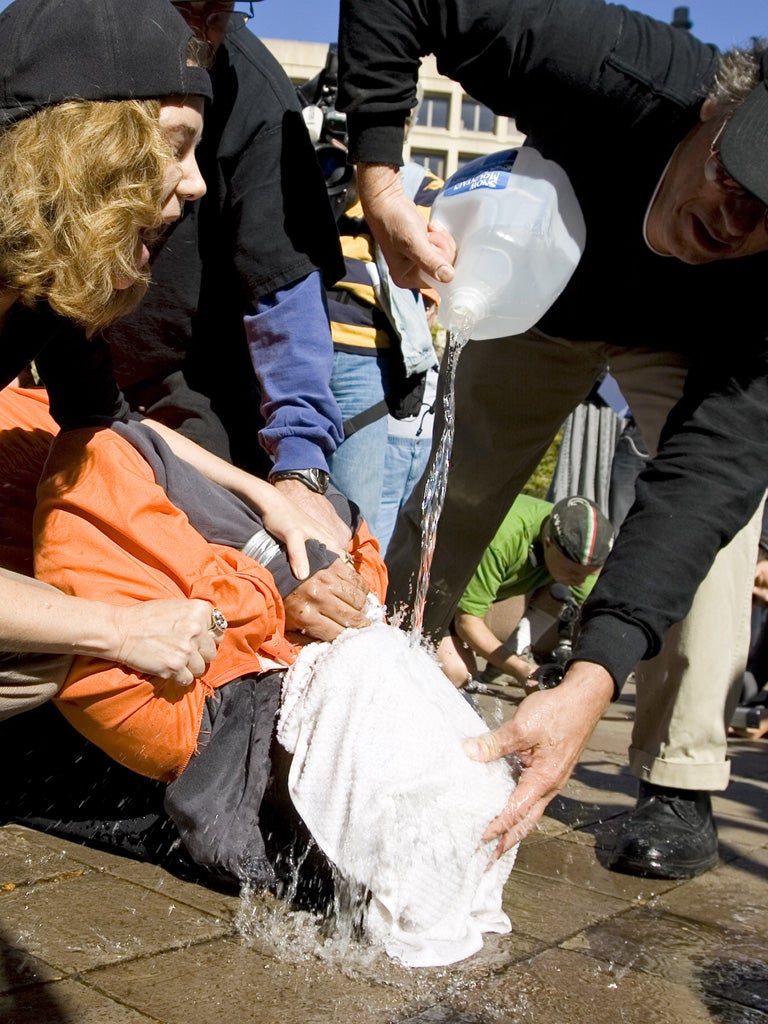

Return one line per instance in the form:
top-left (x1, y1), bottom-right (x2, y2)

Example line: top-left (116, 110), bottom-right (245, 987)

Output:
top-left (720, 49), bottom-right (768, 206)
top-left (0, 0), bottom-right (212, 126)
top-left (549, 496), bottom-right (615, 567)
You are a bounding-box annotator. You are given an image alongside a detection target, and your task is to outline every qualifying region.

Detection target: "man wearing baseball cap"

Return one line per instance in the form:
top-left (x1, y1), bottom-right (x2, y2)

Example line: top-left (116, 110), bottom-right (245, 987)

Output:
top-left (339, 0), bottom-right (768, 879)
top-left (440, 495), bottom-right (614, 691)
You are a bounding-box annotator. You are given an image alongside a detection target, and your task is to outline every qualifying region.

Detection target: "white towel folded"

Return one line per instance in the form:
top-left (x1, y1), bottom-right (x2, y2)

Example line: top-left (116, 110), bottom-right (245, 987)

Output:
top-left (277, 619), bottom-right (518, 967)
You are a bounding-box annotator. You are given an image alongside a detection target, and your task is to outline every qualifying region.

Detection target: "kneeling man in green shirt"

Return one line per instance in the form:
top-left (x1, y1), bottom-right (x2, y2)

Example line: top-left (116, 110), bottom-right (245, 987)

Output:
top-left (439, 495), bottom-right (614, 689)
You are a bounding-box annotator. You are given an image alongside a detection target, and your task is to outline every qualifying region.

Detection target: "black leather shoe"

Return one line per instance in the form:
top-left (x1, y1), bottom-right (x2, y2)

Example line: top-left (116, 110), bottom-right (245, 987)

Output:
top-left (608, 782), bottom-right (719, 879)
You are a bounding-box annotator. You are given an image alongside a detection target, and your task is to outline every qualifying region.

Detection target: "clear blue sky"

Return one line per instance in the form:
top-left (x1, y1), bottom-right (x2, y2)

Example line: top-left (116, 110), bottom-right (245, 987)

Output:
top-left (0, 1), bottom-right (763, 53)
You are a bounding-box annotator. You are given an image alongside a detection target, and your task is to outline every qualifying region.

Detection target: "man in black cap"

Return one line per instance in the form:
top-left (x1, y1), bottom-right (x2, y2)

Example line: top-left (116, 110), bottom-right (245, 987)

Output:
top-left (337, 0), bottom-right (768, 877)
top-left (0, 0), bottom-right (357, 713)
top-left (0, 0), bottom-right (379, 875)
top-left (11, 0), bottom-right (374, 645)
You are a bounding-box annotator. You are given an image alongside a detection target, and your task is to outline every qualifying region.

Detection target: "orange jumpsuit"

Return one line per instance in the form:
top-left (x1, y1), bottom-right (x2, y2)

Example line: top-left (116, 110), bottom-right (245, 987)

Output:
top-left (30, 422), bottom-right (386, 783)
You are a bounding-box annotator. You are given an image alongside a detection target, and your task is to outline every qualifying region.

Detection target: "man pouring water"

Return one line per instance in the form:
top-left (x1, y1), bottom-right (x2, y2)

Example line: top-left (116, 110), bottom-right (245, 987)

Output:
top-left (337, 0), bottom-right (768, 880)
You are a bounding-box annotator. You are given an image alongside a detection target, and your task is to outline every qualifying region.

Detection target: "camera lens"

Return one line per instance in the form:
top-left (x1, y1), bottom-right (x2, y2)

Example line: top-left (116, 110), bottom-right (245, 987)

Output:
top-left (315, 144), bottom-right (352, 191)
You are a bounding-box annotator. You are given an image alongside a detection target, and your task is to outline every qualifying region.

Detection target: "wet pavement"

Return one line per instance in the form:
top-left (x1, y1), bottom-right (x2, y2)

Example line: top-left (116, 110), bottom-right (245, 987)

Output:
top-left (1, 680), bottom-right (767, 1024)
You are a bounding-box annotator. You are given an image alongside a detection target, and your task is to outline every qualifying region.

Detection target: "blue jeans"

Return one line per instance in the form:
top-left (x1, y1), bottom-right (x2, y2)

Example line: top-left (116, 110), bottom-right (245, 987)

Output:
top-left (327, 350), bottom-right (390, 535)
top-left (378, 432), bottom-right (432, 555)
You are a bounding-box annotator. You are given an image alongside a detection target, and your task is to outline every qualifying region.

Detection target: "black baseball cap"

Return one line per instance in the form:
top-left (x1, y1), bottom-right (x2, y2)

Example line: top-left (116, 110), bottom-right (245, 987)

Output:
top-left (0, 0), bottom-right (212, 126)
top-left (549, 496), bottom-right (615, 567)
top-left (720, 49), bottom-right (768, 206)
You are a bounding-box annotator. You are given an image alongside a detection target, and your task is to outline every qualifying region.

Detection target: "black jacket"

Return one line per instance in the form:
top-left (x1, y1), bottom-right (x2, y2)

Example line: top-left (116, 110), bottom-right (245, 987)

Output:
top-left (339, 0), bottom-right (768, 684)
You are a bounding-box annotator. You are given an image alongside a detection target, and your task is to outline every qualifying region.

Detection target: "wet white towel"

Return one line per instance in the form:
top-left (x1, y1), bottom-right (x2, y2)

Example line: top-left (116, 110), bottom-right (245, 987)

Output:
top-left (277, 618), bottom-right (518, 967)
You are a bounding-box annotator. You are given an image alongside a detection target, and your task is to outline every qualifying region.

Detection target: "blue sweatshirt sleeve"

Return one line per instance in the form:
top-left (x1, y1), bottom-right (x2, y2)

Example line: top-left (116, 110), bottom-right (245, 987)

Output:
top-left (244, 272), bottom-right (344, 474)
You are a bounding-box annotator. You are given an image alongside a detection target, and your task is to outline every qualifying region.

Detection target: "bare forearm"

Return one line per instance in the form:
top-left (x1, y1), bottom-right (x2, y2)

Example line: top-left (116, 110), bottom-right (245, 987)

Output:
top-left (0, 570), bottom-right (219, 686)
top-left (455, 612), bottom-right (532, 683)
top-left (0, 572), bottom-right (128, 659)
top-left (143, 419), bottom-right (345, 577)
top-left (143, 419), bottom-right (277, 508)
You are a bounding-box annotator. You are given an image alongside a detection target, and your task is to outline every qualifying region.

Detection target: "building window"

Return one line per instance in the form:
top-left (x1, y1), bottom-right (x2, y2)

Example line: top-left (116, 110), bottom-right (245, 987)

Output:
top-left (410, 150), bottom-right (447, 180)
top-left (457, 152), bottom-right (484, 170)
top-left (416, 93), bottom-right (450, 130)
top-left (461, 97), bottom-right (495, 133)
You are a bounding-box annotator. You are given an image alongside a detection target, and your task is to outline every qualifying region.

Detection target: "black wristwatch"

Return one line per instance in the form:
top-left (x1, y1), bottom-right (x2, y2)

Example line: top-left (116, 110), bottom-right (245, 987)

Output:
top-left (270, 468), bottom-right (330, 495)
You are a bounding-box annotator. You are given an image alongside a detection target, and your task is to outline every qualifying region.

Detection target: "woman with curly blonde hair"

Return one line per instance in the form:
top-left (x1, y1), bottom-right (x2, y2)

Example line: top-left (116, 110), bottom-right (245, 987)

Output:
top-left (0, 0), bottom-right (222, 715)
top-left (0, 0), bottom-right (353, 726)
top-left (0, 98), bottom-right (175, 333)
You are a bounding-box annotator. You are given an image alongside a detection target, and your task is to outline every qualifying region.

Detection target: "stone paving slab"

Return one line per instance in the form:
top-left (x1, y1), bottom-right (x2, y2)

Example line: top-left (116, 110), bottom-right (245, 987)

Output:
top-left (561, 904), bottom-right (768, 988)
top-left (1, 976), bottom-right (159, 1024)
top-left (513, 833), bottom-right (684, 901)
top-left (83, 936), bottom-right (419, 1024)
top-left (1, 686), bottom-right (766, 1024)
top-left (0, 868), bottom-right (229, 977)
top-left (500, 869), bottom-right (631, 946)
top-left (405, 946), bottom-right (760, 1024)
top-left (11, 825), bottom-right (241, 922)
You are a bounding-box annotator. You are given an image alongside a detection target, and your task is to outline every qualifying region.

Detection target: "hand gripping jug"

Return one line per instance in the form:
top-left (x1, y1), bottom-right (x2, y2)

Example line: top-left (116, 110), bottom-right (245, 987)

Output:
top-left (431, 148), bottom-right (586, 340)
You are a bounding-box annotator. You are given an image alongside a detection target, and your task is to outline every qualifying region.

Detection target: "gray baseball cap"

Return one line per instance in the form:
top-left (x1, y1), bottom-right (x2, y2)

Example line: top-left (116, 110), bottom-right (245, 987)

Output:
top-left (720, 48), bottom-right (768, 206)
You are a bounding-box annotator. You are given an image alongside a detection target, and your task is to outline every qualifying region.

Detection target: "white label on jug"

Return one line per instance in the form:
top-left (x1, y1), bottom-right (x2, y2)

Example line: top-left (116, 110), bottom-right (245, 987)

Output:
top-left (442, 150), bottom-right (519, 198)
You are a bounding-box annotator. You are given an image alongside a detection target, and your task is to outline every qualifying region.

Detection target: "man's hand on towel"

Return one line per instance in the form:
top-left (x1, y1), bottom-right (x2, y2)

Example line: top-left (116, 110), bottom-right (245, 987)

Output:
top-left (463, 661), bottom-right (615, 855)
top-left (284, 558), bottom-right (370, 642)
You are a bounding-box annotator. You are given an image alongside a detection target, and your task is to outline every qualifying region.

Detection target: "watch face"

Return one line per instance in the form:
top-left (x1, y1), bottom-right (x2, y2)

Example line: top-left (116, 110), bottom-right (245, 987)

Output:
top-left (311, 469), bottom-right (330, 494)
top-left (271, 469), bottom-right (329, 493)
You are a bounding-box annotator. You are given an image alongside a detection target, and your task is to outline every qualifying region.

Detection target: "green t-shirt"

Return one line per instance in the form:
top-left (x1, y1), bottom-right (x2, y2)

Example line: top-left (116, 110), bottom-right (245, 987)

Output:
top-left (458, 494), bottom-right (597, 618)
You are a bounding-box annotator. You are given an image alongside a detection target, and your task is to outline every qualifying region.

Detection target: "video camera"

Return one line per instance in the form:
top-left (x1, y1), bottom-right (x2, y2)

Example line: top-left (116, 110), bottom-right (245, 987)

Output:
top-left (530, 583), bottom-right (581, 690)
top-left (296, 44), bottom-right (353, 220)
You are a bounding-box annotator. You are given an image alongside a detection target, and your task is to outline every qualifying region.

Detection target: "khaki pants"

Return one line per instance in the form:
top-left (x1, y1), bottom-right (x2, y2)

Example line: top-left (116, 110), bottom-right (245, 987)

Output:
top-left (387, 330), bottom-right (760, 790)
top-left (0, 569), bottom-right (72, 720)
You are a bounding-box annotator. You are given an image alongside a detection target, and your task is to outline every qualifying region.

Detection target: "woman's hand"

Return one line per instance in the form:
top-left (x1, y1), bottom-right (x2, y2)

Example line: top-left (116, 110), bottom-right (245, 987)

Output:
top-left (108, 598), bottom-right (221, 686)
top-left (258, 488), bottom-right (348, 580)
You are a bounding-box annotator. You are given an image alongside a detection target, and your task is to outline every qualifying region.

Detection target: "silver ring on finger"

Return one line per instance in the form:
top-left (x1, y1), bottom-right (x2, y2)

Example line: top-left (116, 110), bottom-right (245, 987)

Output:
top-left (209, 607), bottom-right (228, 633)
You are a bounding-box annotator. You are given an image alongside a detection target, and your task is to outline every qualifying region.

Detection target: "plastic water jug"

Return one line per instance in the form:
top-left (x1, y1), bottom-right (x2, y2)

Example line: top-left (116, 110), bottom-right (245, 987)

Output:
top-left (430, 148), bottom-right (586, 340)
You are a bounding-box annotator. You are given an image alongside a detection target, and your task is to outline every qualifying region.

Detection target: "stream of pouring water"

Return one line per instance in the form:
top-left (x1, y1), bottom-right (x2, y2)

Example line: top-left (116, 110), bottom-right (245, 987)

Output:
top-left (409, 328), bottom-right (469, 637)
top-left (236, 329), bottom-right (473, 972)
